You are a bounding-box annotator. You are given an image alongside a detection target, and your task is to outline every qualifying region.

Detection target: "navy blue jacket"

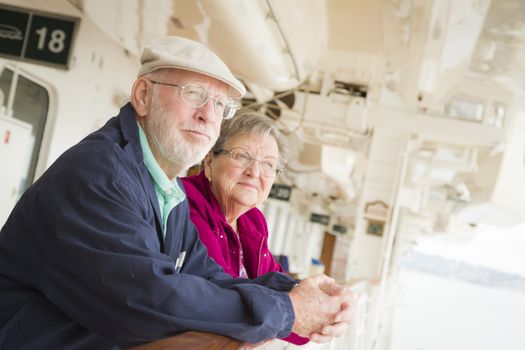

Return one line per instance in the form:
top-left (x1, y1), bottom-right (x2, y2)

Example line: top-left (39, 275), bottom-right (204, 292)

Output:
top-left (0, 103), bottom-right (295, 349)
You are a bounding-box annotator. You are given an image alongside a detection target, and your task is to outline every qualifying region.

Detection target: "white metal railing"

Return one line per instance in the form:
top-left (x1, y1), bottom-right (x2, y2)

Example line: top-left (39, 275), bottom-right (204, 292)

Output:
top-left (254, 280), bottom-right (370, 350)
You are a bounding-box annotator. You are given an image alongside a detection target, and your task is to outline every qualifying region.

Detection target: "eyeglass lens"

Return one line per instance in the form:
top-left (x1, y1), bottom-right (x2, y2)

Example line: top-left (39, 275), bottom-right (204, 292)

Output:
top-left (181, 84), bottom-right (238, 119)
top-left (229, 148), bottom-right (278, 176)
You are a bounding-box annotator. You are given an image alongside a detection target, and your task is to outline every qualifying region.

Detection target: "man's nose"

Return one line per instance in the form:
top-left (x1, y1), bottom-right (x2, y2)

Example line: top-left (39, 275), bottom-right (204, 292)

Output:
top-left (195, 99), bottom-right (217, 123)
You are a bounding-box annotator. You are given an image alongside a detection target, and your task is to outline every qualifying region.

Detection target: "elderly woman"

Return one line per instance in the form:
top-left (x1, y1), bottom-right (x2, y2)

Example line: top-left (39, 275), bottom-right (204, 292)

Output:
top-left (181, 110), bottom-right (308, 345)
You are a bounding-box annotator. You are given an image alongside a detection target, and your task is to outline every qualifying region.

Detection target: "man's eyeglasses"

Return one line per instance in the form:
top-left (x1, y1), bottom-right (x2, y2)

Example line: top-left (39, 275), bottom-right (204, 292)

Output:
top-left (149, 80), bottom-right (240, 120)
top-left (214, 148), bottom-right (282, 177)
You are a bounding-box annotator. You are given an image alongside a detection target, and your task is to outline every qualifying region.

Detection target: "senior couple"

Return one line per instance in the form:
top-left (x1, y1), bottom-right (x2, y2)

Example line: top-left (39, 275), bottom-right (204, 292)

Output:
top-left (0, 36), bottom-right (354, 349)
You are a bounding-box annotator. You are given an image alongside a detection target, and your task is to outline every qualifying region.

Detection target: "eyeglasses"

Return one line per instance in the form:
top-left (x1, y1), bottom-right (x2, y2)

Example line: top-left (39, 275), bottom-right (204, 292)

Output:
top-left (214, 147), bottom-right (282, 177)
top-left (149, 80), bottom-right (240, 119)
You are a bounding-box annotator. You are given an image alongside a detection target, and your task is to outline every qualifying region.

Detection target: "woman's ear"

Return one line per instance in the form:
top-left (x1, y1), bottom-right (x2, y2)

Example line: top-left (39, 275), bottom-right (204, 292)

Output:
top-left (203, 154), bottom-right (213, 181)
top-left (131, 78), bottom-right (151, 117)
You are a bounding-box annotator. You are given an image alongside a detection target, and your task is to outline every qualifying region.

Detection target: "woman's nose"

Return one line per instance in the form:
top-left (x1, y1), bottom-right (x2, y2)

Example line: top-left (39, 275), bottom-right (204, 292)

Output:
top-left (244, 159), bottom-right (261, 177)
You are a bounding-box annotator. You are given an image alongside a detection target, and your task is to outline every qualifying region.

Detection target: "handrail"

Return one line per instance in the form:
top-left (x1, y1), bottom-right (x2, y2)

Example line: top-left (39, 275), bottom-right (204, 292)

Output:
top-left (133, 281), bottom-right (370, 350)
top-left (132, 331), bottom-right (246, 350)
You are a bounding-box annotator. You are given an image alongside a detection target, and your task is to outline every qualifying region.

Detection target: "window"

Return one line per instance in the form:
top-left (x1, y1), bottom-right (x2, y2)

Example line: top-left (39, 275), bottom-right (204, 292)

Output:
top-left (445, 97), bottom-right (484, 122)
top-left (0, 68), bottom-right (49, 192)
top-left (489, 102), bottom-right (507, 128)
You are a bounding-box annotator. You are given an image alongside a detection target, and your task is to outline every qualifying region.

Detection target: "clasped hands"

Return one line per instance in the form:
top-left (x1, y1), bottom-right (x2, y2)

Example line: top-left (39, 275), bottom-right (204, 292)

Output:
top-left (289, 274), bottom-right (356, 343)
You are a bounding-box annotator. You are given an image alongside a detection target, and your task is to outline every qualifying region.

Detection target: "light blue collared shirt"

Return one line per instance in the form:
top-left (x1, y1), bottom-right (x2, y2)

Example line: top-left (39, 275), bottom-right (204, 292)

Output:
top-left (137, 122), bottom-right (185, 238)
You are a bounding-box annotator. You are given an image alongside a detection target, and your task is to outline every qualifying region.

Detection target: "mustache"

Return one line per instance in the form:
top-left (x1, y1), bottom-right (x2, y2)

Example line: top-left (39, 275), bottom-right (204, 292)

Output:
top-left (182, 126), bottom-right (214, 139)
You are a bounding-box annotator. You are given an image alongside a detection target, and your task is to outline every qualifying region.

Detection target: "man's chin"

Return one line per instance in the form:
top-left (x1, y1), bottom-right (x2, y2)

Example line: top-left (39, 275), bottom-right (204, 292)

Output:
top-left (166, 139), bottom-right (211, 168)
top-left (181, 150), bottom-right (209, 169)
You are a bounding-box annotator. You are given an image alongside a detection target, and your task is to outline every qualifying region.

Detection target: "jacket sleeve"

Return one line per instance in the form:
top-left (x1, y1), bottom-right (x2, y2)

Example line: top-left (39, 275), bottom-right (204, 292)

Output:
top-left (183, 213), bottom-right (308, 346)
top-left (31, 162), bottom-right (295, 348)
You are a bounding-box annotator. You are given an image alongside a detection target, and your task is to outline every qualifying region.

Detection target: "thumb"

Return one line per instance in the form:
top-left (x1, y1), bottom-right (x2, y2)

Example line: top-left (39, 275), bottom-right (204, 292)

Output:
top-left (308, 274), bottom-right (335, 287)
top-left (320, 282), bottom-right (345, 296)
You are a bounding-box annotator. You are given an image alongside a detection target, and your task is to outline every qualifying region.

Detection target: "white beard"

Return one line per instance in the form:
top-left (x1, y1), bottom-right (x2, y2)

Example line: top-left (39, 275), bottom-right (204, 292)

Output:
top-left (144, 93), bottom-right (215, 171)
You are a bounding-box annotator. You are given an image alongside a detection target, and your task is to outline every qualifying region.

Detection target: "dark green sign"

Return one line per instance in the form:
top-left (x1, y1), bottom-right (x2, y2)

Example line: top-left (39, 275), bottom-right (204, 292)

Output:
top-left (310, 213), bottom-right (330, 226)
top-left (269, 183), bottom-right (292, 201)
top-left (0, 4), bottom-right (79, 69)
top-left (332, 224), bottom-right (347, 234)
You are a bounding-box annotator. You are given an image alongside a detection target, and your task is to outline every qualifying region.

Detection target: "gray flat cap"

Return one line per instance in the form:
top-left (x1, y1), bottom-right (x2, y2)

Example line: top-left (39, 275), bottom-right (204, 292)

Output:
top-left (138, 36), bottom-right (246, 98)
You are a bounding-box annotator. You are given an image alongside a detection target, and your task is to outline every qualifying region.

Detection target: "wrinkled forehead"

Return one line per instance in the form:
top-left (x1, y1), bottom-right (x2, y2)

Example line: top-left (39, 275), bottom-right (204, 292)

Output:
top-left (163, 68), bottom-right (231, 96)
top-left (225, 132), bottom-right (279, 157)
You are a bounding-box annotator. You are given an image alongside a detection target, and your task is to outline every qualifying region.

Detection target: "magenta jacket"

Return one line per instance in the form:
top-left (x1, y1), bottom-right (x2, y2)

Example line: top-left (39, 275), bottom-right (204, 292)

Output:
top-left (181, 171), bottom-right (309, 345)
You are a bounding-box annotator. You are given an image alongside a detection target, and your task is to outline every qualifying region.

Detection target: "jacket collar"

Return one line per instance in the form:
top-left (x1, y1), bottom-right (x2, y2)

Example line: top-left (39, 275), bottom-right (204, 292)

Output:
top-left (117, 103), bottom-right (165, 249)
top-left (118, 102), bottom-right (144, 165)
top-left (195, 171), bottom-right (227, 222)
top-left (194, 171), bottom-right (266, 241)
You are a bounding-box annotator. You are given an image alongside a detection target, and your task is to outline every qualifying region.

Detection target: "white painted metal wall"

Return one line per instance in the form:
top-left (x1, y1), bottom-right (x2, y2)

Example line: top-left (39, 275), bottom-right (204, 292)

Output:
top-left (262, 198), bottom-right (325, 277)
top-left (0, 0), bottom-right (141, 224)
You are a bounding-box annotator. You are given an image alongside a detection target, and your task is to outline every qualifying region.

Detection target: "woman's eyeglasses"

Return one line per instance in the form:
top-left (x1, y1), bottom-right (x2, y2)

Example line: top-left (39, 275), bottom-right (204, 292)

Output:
top-left (214, 148), bottom-right (282, 177)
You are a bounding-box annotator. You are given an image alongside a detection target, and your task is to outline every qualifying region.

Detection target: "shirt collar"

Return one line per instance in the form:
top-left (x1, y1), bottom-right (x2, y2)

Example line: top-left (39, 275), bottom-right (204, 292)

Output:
top-left (137, 122), bottom-right (185, 200)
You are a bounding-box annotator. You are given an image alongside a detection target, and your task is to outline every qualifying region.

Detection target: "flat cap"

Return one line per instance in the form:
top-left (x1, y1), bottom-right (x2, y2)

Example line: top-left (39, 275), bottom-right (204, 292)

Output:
top-left (138, 36), bottom-right (246, 98)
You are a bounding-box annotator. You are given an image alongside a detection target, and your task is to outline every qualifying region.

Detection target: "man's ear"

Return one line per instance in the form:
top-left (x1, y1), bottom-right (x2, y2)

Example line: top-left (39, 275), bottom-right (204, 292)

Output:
top-left (131, 78), bottom-right (152, 117)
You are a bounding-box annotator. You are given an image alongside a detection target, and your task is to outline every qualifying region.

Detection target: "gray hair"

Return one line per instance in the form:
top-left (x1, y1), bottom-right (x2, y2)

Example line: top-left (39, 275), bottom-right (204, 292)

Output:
top-left (143, 68), bottom-right (172, 81)
top-left (212, 109), bottom-right (289, 171)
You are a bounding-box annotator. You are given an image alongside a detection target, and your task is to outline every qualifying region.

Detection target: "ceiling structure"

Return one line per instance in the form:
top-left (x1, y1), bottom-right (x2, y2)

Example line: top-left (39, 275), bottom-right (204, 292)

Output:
top-left (73, 0), bottom-right (525, 222)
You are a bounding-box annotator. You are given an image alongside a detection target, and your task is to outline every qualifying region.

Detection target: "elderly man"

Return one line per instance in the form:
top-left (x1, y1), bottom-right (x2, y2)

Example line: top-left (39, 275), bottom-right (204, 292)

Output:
top-left (0, 36), bottom-right (353, 349)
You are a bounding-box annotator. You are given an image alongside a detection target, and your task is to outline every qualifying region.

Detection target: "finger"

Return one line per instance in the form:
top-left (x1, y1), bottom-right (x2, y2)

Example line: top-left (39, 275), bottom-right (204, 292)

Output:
top-left (306, 273), bottom-right (335, 286)
top-left (320, 322), bottom-right (348, 337)
top-left (342, 290), bottom-right (357, 303)
top-left (334, 302), bottom-right (353, 323)
top-left (319, 282), bottom-right (345, 296)
top-left (309, 332), bottom-right (333, 344)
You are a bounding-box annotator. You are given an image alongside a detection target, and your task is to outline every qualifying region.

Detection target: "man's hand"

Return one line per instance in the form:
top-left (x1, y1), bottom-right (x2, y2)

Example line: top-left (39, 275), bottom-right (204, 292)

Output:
top-left (309, 301), bottom-right (353, 343)
top-left (288, 274), bottom-right (355, 342)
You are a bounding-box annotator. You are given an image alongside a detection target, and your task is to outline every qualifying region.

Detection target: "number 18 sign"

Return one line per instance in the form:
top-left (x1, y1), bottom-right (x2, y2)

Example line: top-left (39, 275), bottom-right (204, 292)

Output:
top-left (0, 4), bottom-right (79, 69)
